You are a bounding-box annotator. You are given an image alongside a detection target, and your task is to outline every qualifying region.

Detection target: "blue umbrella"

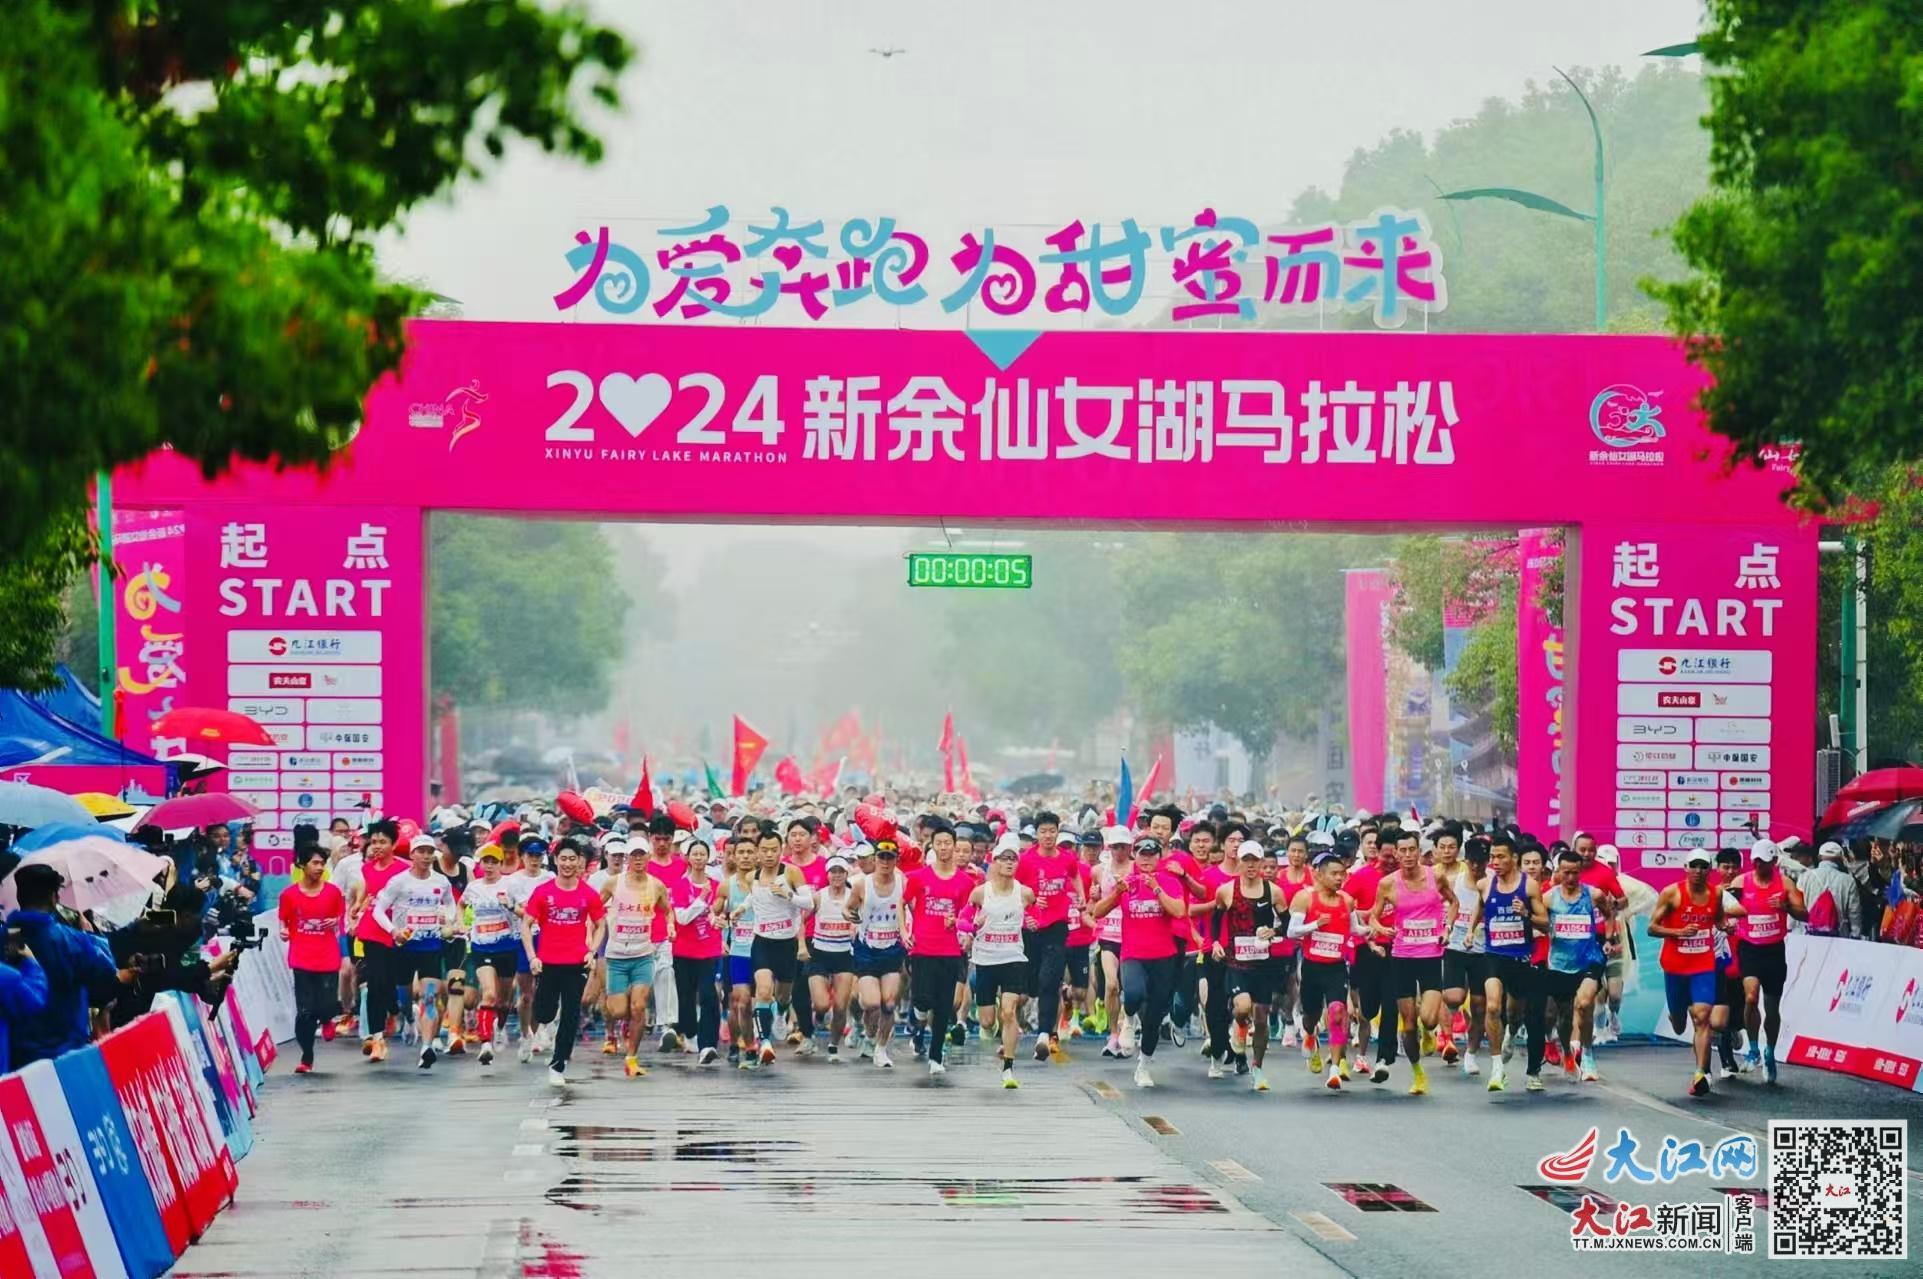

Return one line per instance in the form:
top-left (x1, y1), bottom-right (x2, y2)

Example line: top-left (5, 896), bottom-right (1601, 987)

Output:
top-left (13, 821), bottom-right (127, 853)
top-left (0, 780), bottom-right (95, 829)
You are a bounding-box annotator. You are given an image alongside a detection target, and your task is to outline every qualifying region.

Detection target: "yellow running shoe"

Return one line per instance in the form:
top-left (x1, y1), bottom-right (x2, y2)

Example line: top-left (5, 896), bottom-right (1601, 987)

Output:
top-left (1308, 1048), bottom-right (1323, 1074)
top-left (1337, 1055), bottom-right (1351, 1080)
top-left (1420, 1025), bottom-right (1437, 1058)
top-left (601, 1040), bottom-right (619, 1055)
top-left (1408, 1062), bottom-right (1429, 1095)
top-left (624, 1055), bottom-right (648, 1078)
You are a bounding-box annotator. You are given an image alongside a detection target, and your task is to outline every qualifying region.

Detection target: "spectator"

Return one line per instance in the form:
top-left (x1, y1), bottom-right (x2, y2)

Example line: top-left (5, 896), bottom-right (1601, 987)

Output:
top-left (4, 864), bottom-right (134, 1067)
top-left (1852, 839), bottom-right (1897, 938)
top-left (0, 928), bottom-right (50, 1070)
top-left (1800, 842), bottom-right (1863, 939)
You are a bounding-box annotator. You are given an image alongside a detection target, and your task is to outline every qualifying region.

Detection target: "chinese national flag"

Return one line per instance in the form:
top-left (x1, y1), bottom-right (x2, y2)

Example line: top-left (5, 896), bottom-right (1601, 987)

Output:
top-left (630, 757), bottom-right (654, 816)
top-left (731, 716), bottom-right (769, 796)
top-left (956, 736), bottom-right (981, 801)
top-left (774, 755), bottom-right (806, 795)
top-left (937, 711), bottom-right (955, 756)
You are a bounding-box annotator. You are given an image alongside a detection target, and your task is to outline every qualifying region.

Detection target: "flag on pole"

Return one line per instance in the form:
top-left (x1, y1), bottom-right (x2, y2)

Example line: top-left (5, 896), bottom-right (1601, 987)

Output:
top-left (629, 757), bottom-right (654, 816)
top-left (565, 753), bottom-right (581, 795)
top-left (703, 761), bottom-right (726, 800)
top-left (955, 737), bottom-right (981, 801)
top-left (774, 756), bottom-right (805, 795)
top-left (732, 716), bottom-right (769, 795)
top-left (1129, 752), bottom-right (1167, 826)
top-left (1117, 752), bottom-right (1134, 827)
top-left (937, 711), bottom-right (955, 756)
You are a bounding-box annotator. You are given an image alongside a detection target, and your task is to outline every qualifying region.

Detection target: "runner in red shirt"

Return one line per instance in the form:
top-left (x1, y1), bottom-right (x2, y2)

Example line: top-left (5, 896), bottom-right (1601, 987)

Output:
top-left (1342, 829), bottom-right (1399, 1079)
top-left (1015, 810), bottom-right (1083, 1061)
top-left (278, 844), bottom-right (346, 1072)
top-left (346, 818), bottom-right (405, 1061)
top-left (522, 838), bottom-right (608, 1087)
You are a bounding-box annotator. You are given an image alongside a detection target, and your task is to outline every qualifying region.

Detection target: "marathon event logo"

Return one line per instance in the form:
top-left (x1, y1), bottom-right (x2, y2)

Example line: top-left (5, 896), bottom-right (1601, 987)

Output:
top-left (1538, 1127), bottom-right (1598, 1182)
top-left (406, 379), bottom-right (489, 450)
top-left (1897, 977), bottom-right (1923, 1027)
top-left (1586, 383), bottom-right (1665, 467)
top-left (1830, 968), bottom-right (1875, 1018)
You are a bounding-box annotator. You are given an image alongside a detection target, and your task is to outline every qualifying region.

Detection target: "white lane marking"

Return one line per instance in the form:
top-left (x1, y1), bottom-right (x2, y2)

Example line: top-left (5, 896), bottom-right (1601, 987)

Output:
top-left (1211, 1159), bottom-right (1260, 1181)
top-left (1294, 1210), bottom-right (1356, 1242)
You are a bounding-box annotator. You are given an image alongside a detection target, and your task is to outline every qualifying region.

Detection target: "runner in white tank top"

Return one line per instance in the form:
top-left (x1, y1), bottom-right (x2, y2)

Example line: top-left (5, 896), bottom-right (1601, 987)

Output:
top-left (967, 839), bottom-right (1035, 1087)
top-left (806, 857), bottom-right (859, 1062)
top-left (1093, 830), bottom-right (1133, 1058)
top-left (847, 841), bottom-right (908, 1067)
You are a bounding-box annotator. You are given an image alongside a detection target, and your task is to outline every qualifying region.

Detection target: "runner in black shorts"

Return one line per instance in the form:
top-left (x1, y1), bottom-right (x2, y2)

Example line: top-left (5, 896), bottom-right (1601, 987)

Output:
top-left (1213, 841), bottom-right (1286, 1091)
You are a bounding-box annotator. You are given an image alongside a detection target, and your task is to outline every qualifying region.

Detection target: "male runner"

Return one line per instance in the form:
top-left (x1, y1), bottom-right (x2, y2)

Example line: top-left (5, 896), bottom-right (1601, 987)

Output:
top-left (1369, 829), bottom-right (1456, 1094)
top-left (598, 845), bottom-right (673, 1078)
top-left (459, 843), bottom-right (521, 1065)
top-left (1016, 810), bottom-right (1082, 1062)
top-left (806, 855), bottom-right (859, 1062)
top-left (1464, 832), bottom-right (1548, 1091)
top-left (1088, 834), bottom-right (1189, 1088)
top-left (640, 816), bottom-right (688, 1050)
top-left (373, 833), bottom-right (458, 1069)
top-left (1542, 848), bottom-right (1612, 1083)
top-left (782, 818), bottom-right (831, 1051)
top-left (346, 819), bottom-right (405, 1061)
top-left (1066, 831), bottom-right (1100, 1036)
top-left (1213, 841), bottom-right (1284, 1090)
top-left (1343, 830), bottom-right (1399, 1079)
top-left (1271, 834), bottom-right (1315, 1051)
top-left (967, 838), bottom-right (1035, 1088)
top-left (1648, 849), bottom-right (1727, 1097)
top-left (669, 839), bottom-right (726, 1065)
top-left (849, 838), bottom-right (907, 1068)
top-left (1092, 826), bottom-right (1132, 1057)
top-left (903, 821), bottom-right (975, 1076)
top-left (1574, 832), bottom-right (1630, 1043)
top-left (1285, 848), bottom-right (1355, 1089)
top-left (279, 844), bottom-right (346, 1073)
top-left (1726, 837), bottom-right (1805, 1083)
top-left (521, 837), bottom-right (607, 1087)
top-left (433, 829), bottom-right (475, 1053)
top-left (741, 829), bottom-right (811, 1067)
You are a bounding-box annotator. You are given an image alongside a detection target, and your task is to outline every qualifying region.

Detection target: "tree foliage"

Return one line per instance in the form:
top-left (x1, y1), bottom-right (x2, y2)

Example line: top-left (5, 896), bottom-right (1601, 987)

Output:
top-left (0, 0), bottom-right (629, 689)
top-left (429, 518), bottom-right (641, 716)
top-left (1656, 1), bottom-right (1923, 503)
top-left (1383, 536), bottom-right (1524, 752)
top-left (1814, 466), bottom-right (1923, 765)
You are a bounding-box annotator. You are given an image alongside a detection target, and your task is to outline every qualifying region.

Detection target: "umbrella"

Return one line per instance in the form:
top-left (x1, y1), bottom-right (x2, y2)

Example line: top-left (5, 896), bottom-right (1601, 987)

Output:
top-left (73, 792), bottom-right (137, 819)
top-left (0, 780), bottom-right (95, 829)
top-left (165, 753), bottom-right (227, 779)
top-left (13, 821), bottom-right (128, 854)
top-left (148, 707), bottom-right (275, 747)
top-left (137, 791), bottom-right (259, 830)
top-left (0, 836), bottom-right (172, 916)
top-left (1817, 797), bottom-right (1923, 846)
top-left (1004, 771), bottom-right (1065, 796)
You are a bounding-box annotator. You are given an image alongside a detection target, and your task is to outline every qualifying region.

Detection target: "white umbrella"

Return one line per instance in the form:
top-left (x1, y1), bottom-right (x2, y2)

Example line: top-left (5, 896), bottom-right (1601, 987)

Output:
top-left (0, 836), bottom-right (172, 916)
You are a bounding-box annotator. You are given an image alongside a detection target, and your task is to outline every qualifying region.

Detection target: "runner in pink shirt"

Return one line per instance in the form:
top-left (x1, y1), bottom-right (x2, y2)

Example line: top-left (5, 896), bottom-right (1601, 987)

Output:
top-left (1089, 833), bottom-right (1189, 1088)
top-left (902, 820), bottom-right (974, 1075)
top-left (1015, 809), bottom-right (1084, 1061)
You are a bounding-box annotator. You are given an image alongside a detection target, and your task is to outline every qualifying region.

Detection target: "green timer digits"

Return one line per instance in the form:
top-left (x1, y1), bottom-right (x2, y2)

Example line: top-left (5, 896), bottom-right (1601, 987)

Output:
top-left (905, 552), bottom-right (1033, 589)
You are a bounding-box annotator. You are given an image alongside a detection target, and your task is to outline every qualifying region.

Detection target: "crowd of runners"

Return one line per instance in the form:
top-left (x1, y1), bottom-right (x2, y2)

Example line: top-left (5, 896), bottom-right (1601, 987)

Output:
top-left (274, 791), bottom-right (1806, 1100)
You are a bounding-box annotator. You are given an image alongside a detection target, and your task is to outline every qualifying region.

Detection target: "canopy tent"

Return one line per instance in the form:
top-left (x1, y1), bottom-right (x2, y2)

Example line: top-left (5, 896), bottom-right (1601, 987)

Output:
top-left (25, 663), bottom-right (102, 730)
top-left (0, 688), bottom-right (177, 800)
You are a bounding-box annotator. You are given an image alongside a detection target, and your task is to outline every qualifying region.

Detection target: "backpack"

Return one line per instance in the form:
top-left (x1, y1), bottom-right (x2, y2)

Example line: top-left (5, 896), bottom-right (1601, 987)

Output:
top-left (1805, 882), bottom-right (1840, 936)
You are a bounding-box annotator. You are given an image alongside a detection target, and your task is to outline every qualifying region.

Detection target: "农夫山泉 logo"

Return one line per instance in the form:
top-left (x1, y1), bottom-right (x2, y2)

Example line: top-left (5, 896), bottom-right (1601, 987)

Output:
top-left (1588, 384), bottom-right (1665, 450)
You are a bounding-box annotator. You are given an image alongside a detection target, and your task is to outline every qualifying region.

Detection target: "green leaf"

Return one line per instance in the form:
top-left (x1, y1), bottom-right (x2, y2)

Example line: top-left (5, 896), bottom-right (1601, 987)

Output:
top-left (1438, 187), bottom-right (1595, 221)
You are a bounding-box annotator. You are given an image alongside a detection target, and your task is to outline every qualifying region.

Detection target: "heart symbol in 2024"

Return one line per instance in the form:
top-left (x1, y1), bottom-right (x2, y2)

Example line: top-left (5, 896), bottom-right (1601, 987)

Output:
top-left (598, 373), bottom-right (673, 437)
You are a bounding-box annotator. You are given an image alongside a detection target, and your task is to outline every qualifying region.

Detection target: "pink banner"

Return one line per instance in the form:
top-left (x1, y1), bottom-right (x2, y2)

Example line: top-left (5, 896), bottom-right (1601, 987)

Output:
top-left (183, 506), bottom-right (424, 851)
top-left (2, 764), bottom-right (172, 798)
top-left (109, 508), bottom-right (188, 756)
top-left (1345, 569), bottom-right (1391, 814)
top-left (1572, 521), bottom-right (1818, 879)
top-left (1516, 530), bottom-right (1565, 835)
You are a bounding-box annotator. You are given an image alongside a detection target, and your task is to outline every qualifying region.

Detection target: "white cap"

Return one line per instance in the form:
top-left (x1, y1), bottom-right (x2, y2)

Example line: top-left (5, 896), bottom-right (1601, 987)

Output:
top-left (1102, 825), bottom-right (1133, 847)
top-left (1685, 849), bottom-right (1714, 868)
top-left (1750, 838), bottom-right (1779, 862)
top-left (1307, 830), bottom-right (1336, 848)
top-left (992, 833), bottom-right (1022, 860)
top-left (601, 837), bottom-right (630, 857)
top-left (825, 855), bottom-right (851, 872)
top-left (1237, 842), bottom-right (1264, 860)
top-left (1819, 841), bottom-right (1845, 860)
top-left (408, 833), bottom-right (438, 852)
top-left (1596, 843), bottom-right (1620, 865)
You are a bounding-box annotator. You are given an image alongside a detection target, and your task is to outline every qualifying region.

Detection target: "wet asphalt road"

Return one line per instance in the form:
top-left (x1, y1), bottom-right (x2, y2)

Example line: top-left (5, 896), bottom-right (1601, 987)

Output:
top-left (168, 1025), bottom-right (1922, 1279)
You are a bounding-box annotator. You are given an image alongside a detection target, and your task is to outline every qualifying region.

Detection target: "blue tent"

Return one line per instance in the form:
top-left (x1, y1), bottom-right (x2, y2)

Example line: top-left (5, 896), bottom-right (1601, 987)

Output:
top-left (0, 688), bottom-right (170, 771)
top-left (26, 663), bottom-right (102, 729)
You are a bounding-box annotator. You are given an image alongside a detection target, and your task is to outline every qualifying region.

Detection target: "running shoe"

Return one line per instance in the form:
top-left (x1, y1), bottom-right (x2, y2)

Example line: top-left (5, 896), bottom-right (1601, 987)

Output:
top-left (1440, 1038), bottom-right (1459, 1065)
top-left (1230, 1020), bottom-right (1250, 1056)
top-left (1001, 1068), bottom-right (1019, 1090)
top-left (1337, 1056), bottom-right (1351, 1081)
top-left (1580, 1059), bottom-right (1599, 1083)
top-left (1308, 1046), bottom-right (1324, 1074)
top-left (1034, 1035), bottom-right (1052, 1063)
top-left (1118, 1017), bottom-right (1136, 1055)
top-left (624, 1055), bottom-right (646, 1078)
top-left (759, 1043), bottom-right (776, 1066)
top-left (875, 1045), bottom-right (894, 1069)
top-left (1543, 1039), bottom-right (1563, 1067)
top-left (698, 1047), bottom-right (718, 1066)
top-left (362, 1037), bottom-right (375, 1058)
top-left (1167, 1020), bottom-right (1184, 1048)
top-left (1252, 1068), bottom-right (1270, 1093)
top-left (827, 1045), bottom-right (841, 1064)
top-left (661, 1030), bottom-right (682, 1052)
top-left (321, 1020), bottom-right (337, 1043)
top-left (1234, 1055), bottom-right (1249, 1076)
top-left (1421, 1025), bottom-right (1437, 1057)
top-left (1525, 1073), bottom-right (1545, 1092)
top-left (370, 1038), bottom-right (388, 1062)
top-left (1103, 1035), bottom-right (1121, 1059)
top-left (1463, 1053), bottom-right (1480, 1077)
top-left (795, 1038), bottom-right (816, 1057)
top-left (446, 1034), bottom-right (466, 1056)
top-left (517, 1039), bottom-right (534, 1064)
top-left (1408, 1062), bottom-right (1428, 1095)
top-left (548, 1065), bottom-right (567, 1088)
top-left (1742, 1045), bottom-right (1760, 1073)
top-left (1564, 1050), bottom-right (1580, 1080)
top-left (948, 1024), bottom-right (966, 1048)
top-left (1371, 1062), bottom-right (1390, 1084)
top-left (1207, 1059), bottom-right (1224, 1080)
top-left (478, 1043), bottom-right (495, 1066)
top-left (1487, 1066), bottom-right (1505, 1093)
top-left (418, 1044), bottom-right (437, 1070)
top-left (928, 1059), bottom-right (946, 1077)
top-left (1281, 1025), bottom-right (1300, 1050)
top-left (787, 1029), bottom-right (805, 1047)
top-left (1326, 1066), bottom-right (1343, 1091)
top-left (728, 1045), bottom-right (741, 1067)
top-left (1764, 1046), bottom-right (1779, 1085)
top-left (1720, 1064), bottom-right (1739, 1081)
top-left (294, 1061), bottom-right (312, 1075)
top-left (601, 1040), bottom-right (619, 1056)
top-left (1133, 1057), bottom-right (1154, 1089)
top-left (1690, 1072), bottom-right (1711, 1098)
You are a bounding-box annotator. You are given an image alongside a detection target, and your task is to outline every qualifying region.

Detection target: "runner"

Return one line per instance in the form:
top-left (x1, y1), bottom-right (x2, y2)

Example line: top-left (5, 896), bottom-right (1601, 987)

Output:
top-left (1713, 848), bottom-right (1747, 1080)
top-left (1189, 820), bottom-right (1235, 1067)
top-left (850, 837), bottom-right (908, 1068)
top-left (1213, 840), bottom-right (1285, 1090)
top-left (460, 843), bottom-right (524, 1066)
top-left (724, 841), bottom-right (758, 1068)
top-left (1091, 826), bottom-right (1132, 1058)
top-left (1432, 824), bottom-right (1475, 1069)
top-left (739, 829), bottom-right (812, 1068)
top-left (639, 816), bottom-right (689, 1052)
top-left (346, 818), bottom-right (406, 1062)
top-left (1285, 847), bottom-right (1355, 1090)
top-left (1726, 837), bottom-right (1805, 1084)
top-left (1088, 833), bottom-right (1189, 1089)
top-left (1066, 830), bottom-right (1101, 1038)
top-left (967, 836), bottom-right (1035, 1088)
top-left (1648, 849), bottom-right (1728, 1097)
top-left (902, 820), bottom-right (975, 1076)
top-left (669, 839), bottom-right (726, 1066)
top-left (372, 833), bottom-right (459, 1070)
top-left (1464, 831), bottom-right (1549, 1092)
top-left (1343, 829), bottom-right (1398, 1081)
top-left (1573, 833), bottom-right (1631, 1044)
top-left (783, 817), bottom-right (830, 1051)
top-left (1368, 829), bottom-right (1457, 1094)
top-left (597, 844), bottom-right (673, 1078)
top-left (521, 836), bottom-right (608, 1087)
top-left (805, 854), bottom-right (859, 1063)
top-left (583, 835), bottom-right (625, 1055)
top-left (1542, 848), bottom-right (1612, 1084)
top-left (433, 828), bottom-right (475, 1054)
top-left (1016, 810), bottom-right (1082, 1062)
top-left (278, 844), bottom-right (346, 1073)
top-left (506, 836), bottom-right (553, 1060)
top-left (1271, 834), bottom-right (1315, 1052)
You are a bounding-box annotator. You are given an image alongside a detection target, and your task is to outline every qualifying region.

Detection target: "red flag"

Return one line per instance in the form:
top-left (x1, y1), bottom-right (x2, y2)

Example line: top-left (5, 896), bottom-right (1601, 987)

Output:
top-left (1128, 752), bottom-right (1167, 825)
top-left (774, 755), bottom-right (805, 795)
top-left (732, 716), bottom-right (769, 795)
top-left (630, 757), bottom-right (654, 816)
top-left (937, 711), bottom-right (955, 755)
top-left (943, 746), bottom-right (956, 793)
top-left (809, 756), bottom-right (844, 797)
top-left (956, 736), bottom-right (981, 801)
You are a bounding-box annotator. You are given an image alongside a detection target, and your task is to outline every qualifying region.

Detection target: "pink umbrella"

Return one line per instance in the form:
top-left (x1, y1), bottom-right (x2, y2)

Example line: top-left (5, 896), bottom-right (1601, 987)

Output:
top-left (0, 836), bottom-right (172, 915)
top-left (137, 791), bottom-right (260, 831)
top-left (149, 707), bottom-right (276, 747)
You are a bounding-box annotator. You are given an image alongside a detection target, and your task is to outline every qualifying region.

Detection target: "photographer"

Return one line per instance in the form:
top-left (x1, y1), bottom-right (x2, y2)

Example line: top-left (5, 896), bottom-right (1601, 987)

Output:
top-left (103, 884), bottom-right (242, 1029)
top-left (5, 864), bottom-right (134, 1067)
top-left (0, 923), bottom-right (50, 1071)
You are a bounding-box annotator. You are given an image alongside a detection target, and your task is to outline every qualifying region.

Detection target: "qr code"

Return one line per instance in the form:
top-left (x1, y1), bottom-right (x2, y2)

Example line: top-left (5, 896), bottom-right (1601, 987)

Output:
top-left (1770, 1121), bottom-right (1908, 1260)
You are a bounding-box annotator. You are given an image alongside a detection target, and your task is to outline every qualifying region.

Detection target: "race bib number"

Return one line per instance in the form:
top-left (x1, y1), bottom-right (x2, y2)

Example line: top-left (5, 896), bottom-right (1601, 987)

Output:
top-left (1309, 931), bottom-right (1345, 960)
top-left (864, 927), bottom-right (899, 947)
top-left (980, 929), bottom-right (1020, 947)
top-left (1234, 935), bottom-right (1271, 963)
top-left (1488, 918), bottom-right (1526, 948)
top-left (405, 908), bottom-right (442, 933)
top-left (1401, 919), bottom-right (1437, 943)
top-left (1553, 916), bottom-right (1592, 940)
top-left (1677, 931), bottom-right (1712, 954)
top-left (731, 922), bottom-right (753, 947)
top-left (816, 918), bottom-right (853, 939)
top-left (472, 917), bottom-right (510, 942)
top-left (615, 918), bottom-right (649, 937)
top-left (298, 918), bottom-right (334, 936)
top-left (1747, 913), bottom-right (1784, 942)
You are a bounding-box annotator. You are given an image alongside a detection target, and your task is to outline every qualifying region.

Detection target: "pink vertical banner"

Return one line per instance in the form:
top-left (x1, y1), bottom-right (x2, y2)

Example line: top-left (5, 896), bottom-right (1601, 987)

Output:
top-left (1571, 522), bottom-right (1817, 883)
top-left (184, 506), bottom-right (425, 854)
top-left (110, 509), bottom-right (189, 756)
top-left (1516, 530), bottom-right (1565, 835)
top-left (1345, 569), bottom-right (1392, 814)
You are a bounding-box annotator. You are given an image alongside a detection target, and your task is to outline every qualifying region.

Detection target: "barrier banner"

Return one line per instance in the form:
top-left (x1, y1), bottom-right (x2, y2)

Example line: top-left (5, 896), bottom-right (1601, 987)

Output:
top-left (207, 929), bottom-right (297, 1052)
top-left (209, 1000), bottom-right (257, 1117)
top-left (1, 1061), bottom-right (128, 1277)
top-left (164, 995), bottom-right (251, 1162)
top-left (0, 1074), bottom-right (67, 1277)
top-left (48, 1048), bottom-right (176, 1279)
top-left (222, 991), bottom-right (266, 1092)
top-left (1775, 934), bottom-right (1923, 1092)
top-left (95, 1014), bottom-right (236, 1239)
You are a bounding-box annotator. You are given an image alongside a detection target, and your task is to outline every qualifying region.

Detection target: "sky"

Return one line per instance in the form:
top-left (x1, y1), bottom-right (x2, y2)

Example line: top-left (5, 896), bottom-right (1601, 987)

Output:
top-left (384, 0), bottom-right (1701, 583)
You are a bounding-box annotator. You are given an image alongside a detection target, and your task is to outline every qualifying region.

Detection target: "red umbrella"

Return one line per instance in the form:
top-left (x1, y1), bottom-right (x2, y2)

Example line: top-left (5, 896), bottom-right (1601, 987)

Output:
top-left (149, 707), bottom-right (276, 747)
top-left (667, 801), bottom-right (699, 831)
top-left (137, 792), bottom-right (260, 830)
top-left (557, 791), bottom-right (595, 825)
top-left (1820, 767), bottom-right (1923, 829)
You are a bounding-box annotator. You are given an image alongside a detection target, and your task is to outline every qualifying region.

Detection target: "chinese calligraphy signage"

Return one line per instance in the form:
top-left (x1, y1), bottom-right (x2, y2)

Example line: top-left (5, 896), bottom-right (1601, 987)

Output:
top-left (553, 206), bottom-right (1447, 329)
top-left (109, 509), bottom-right (189, 758)
top-left (113, 321), bottom-right (1811, 831)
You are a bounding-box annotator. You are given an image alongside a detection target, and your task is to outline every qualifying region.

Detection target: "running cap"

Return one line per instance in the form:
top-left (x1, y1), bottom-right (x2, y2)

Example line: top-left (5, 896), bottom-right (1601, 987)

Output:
top-left (1684, 850), bottom-right (1714, 868)
top-left (1102, 825), bottom-right (1133, 847)
top-left (1306, 830), bottom-right (1336, 848)
top-left (1596, 843), bottom-right (1620, 865)
top-left (1819, 841), bottom-right (1845, 860)
top-left (825, 855), bottom-right (851, 872)
top-left (992, 833), bottom-right (1022, 860)
top-left (408, 833), bottom-right (438, 852)
top-left (520, 837), bottom-right (549, 857)
top-left (1237, 842), bottom-right (1264, 860)
top-left (1078, 830), bottom-right (1104, 847)
top-left (1311, 850), bottom-right (1344, 868)
top-left (1132, 835), bottom-right (1163, 855)
top-left (477, 842), bottom-right (505, 861)
top-left (601, 837), bottom-right (629, 857)
top-left (1750, 838), bottom-right (1779, 862)
top-left (874, 839), bottom-right (900, 858)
